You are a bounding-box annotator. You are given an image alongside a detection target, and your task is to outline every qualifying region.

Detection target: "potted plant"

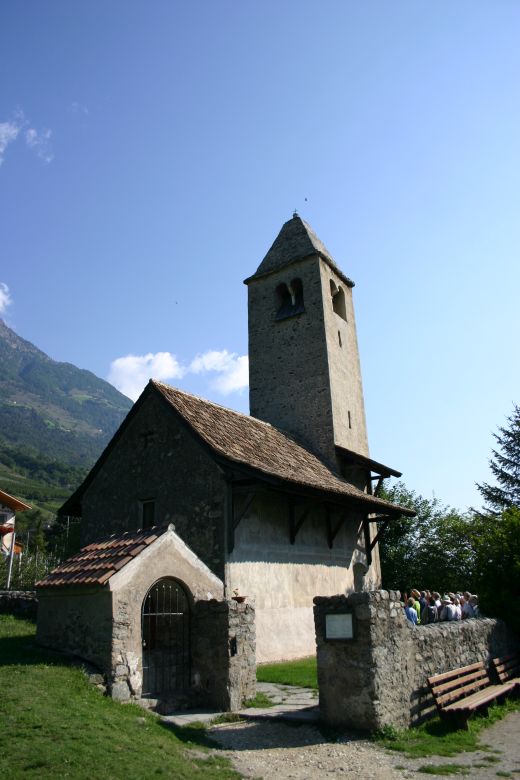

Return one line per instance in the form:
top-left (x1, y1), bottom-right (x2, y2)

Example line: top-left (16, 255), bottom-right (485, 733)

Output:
top-left (232, 588), bottom-right (246, 604)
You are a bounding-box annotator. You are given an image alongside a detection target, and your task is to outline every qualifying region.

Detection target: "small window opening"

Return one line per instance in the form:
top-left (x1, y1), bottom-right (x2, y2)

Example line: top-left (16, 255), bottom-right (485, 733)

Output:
top-left (330, 280), bottom-right (347, 321)
top-left (141, 499), bottom-right (156, 530)
top-left (338, 330), bottom-right (342, 347)
top-left (275, 278), bottom-right (305, 320)
top-left (348, 411), bottom-right (352, 429)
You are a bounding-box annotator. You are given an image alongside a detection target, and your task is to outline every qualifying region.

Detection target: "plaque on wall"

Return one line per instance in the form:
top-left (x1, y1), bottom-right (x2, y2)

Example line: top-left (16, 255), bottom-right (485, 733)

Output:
top-left (325, 612), bottom-right (354, 640)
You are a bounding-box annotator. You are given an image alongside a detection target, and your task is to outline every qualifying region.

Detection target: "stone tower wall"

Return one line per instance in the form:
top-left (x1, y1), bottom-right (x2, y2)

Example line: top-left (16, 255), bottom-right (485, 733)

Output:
top-left (320, 260), bottom-right (369, 457)
top-left (248, 256), bottom-right (338, 469)
top-left (248, 253), bottom-right (369, 470)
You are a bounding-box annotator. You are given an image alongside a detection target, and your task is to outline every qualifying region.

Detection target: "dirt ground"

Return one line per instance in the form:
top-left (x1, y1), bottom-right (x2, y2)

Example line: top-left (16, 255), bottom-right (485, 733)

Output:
top-left (209, 710), bottom-right (520, 779)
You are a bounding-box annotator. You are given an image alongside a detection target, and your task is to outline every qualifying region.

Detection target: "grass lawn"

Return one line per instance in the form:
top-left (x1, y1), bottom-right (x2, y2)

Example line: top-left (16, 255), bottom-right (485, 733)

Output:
top-left (256, 656), bottom-right (318, 689)
top-left (374, 698), bottom-right (520, 759)
top-left (0, 615), bottom-right (239, 780)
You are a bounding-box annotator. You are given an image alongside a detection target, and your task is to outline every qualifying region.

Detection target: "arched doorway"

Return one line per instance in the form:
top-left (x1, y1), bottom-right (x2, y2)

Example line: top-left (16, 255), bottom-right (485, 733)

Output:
top-left (141, 577), bottom-right (191, 697)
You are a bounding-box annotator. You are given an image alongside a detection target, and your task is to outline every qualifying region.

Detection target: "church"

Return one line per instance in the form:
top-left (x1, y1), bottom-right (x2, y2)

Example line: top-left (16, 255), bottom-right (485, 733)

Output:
top-left (37, 215), bottom-right (412, 702)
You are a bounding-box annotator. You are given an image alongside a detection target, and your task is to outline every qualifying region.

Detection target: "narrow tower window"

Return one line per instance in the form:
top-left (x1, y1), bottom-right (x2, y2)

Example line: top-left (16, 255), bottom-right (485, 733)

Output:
top-left (275, 278), bottom-right (305, 320)
top-left (330, 280), bottom-right (347, 321)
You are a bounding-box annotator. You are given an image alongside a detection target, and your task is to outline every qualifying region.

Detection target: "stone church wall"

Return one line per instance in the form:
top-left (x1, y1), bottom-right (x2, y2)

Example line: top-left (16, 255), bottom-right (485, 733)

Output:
top-left (314, 590), bottom-right (519, 731)
top-left (81, 391), bottom-right (227, 580)
top-left (228, 492), bottom-right (380, 662)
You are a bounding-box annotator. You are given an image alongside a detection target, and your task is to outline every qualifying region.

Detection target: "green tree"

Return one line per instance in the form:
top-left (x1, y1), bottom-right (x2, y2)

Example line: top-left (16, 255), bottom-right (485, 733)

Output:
top-left (476, 403), bottom-right (520, 513)
top-left (379, 482), bottom-right (474, 595)
top-left (469, 506), bottom-right (520, 633)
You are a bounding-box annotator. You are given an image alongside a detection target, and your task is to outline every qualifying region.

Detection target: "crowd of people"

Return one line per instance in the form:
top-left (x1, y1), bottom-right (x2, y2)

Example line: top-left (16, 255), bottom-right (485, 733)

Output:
top-left (403, 589), bottom-right (480, 625)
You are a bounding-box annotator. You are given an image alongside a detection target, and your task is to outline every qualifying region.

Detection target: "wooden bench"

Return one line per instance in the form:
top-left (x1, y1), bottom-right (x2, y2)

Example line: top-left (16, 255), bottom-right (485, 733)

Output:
top-left (491, 653), bottom-right (520, 691)
top-left (428, 661), bottom-right (515, 730)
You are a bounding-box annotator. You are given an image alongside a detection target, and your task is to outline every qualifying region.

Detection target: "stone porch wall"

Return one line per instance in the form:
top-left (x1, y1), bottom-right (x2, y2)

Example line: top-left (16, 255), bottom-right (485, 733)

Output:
top-left (36, 587), bottom-right (113, 674)
top-left (191, 598), bottom-right (256, 711)
top-left (37, 587), bottom-right (256, 713)
top-left (314, 590), bottom-right (519, 731)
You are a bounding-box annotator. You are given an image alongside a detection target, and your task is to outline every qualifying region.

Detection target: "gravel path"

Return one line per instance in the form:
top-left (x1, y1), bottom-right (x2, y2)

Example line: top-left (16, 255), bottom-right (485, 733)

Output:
top-left (208, 710), bottom-right (520, 779)
top-left (209, 719), bottom-right (403, 779)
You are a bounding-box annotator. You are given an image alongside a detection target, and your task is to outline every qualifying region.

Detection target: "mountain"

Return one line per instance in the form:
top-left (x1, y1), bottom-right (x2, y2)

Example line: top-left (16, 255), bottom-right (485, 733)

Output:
top-left (0, 319), bottom-right (132, 514)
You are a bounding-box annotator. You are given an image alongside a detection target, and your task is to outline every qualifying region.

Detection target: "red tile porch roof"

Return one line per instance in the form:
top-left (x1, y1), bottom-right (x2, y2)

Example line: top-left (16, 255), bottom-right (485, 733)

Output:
top-left (36, 528), bottom-right (163, 588)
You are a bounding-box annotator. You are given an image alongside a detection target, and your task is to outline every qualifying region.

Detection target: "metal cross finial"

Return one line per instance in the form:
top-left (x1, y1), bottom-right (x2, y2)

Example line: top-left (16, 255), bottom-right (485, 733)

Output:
top-left (293, 209), bottom-right (299, 218)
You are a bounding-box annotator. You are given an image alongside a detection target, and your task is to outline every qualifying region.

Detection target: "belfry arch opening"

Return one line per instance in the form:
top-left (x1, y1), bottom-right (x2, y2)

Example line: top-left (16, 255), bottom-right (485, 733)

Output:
top-left (141, 577), bottom-right (191, 697)
top-left (330, 279), bottom-right (347, 321)
top-left (275, 278), bottom-right (305, 320)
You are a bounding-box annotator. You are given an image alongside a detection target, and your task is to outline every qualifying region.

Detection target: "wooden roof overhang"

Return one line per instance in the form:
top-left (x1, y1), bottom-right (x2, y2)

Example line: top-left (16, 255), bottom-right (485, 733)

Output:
top-left (216, 457), bottom-right (414, 562)
top-left (335, 445), bottom-right (402, 497)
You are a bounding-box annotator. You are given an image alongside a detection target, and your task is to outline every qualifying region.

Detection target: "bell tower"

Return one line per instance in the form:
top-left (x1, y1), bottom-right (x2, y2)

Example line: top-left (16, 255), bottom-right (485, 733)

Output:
top-left (245, 214), bottom-right (369, 475)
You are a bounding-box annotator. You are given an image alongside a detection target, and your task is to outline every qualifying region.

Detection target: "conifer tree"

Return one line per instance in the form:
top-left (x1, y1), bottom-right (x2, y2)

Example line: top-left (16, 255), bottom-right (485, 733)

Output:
top-left (477, 404), bottom-right (520, 512)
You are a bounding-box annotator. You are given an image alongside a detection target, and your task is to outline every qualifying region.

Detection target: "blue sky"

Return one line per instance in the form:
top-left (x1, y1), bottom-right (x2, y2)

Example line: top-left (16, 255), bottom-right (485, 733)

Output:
top-left (1, 1), bottom-right (519, 511)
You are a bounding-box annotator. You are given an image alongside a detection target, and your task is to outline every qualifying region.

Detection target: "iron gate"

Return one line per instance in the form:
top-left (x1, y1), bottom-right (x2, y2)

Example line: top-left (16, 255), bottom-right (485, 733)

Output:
top-left (141, 577), bottom-right (191, 696)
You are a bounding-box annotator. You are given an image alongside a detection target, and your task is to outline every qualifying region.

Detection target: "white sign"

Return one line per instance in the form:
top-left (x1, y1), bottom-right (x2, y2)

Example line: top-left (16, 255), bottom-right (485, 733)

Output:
top-left (325, 613), bottom-right (353, 640)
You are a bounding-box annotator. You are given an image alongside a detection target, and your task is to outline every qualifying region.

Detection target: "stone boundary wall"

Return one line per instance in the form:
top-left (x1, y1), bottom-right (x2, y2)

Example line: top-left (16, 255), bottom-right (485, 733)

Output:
top-left (314, 590), bottom-right (519, 731)
top-left (0, 590), bottom-right (38, 618)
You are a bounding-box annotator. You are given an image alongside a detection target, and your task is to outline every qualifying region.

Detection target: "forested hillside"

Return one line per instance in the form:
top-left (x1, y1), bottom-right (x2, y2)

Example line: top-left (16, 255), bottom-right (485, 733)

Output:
top-left (0, 319), bottom-right (132, 517)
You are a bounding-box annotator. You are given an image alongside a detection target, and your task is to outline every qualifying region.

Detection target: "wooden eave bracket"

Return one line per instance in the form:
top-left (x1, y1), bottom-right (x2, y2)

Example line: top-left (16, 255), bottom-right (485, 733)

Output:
top-left (369, 516), bottom-right (392, 551)
top-left (363, 514), bottom-right (394, 565)
top-left (289, 498), bottom-right (313, 544)
top-left (326, 509), bottom-right (346, 549)
top-left (226, 477), bottom-right (257, 554)
top-left (234, 493), bottom-right (255, 531)
top-left (369, 474), bottom-right (385, 496)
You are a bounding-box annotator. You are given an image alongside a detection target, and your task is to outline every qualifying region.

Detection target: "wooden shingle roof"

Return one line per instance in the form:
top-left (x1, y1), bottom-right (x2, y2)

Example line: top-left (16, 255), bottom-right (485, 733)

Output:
top-left (36, 528), bottom-right (162, 588)
top-left (153, 381), bottom-right (414, 517)
top-left (59, 381), bottom-right (414, 519)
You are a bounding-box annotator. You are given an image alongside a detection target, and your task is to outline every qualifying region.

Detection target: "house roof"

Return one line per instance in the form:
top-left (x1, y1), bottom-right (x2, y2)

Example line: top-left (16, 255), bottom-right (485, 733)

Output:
top-left (0, 488), bottom-right (31, 513)
top-left (244, 213), bottom-right (355, 288)
top-left (36, 527), bottom-right (163, 587)
top-left (59, 381), bottom-right (414, 518)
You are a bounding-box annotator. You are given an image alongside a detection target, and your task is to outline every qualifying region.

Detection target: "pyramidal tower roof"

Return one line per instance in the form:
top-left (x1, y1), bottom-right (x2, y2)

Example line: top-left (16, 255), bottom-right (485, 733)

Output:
top-left (244, 213), bottom-right (354, 287)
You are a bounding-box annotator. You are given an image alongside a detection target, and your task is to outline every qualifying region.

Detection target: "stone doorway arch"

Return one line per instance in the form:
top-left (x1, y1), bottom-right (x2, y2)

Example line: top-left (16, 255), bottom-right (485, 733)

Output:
top-left (141, 576), bottom-right (191, 697)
